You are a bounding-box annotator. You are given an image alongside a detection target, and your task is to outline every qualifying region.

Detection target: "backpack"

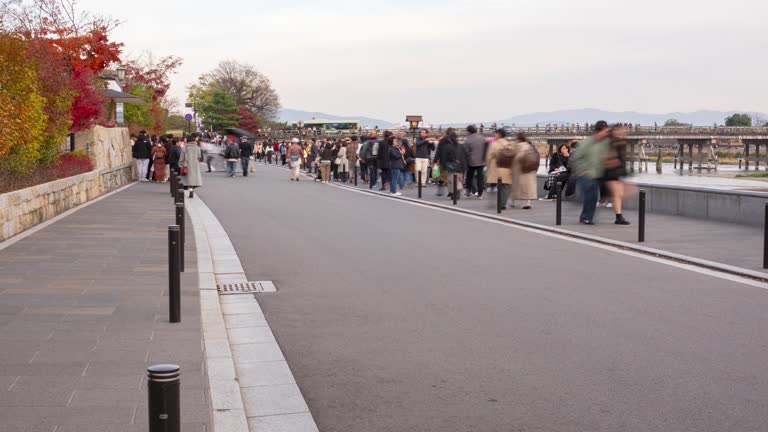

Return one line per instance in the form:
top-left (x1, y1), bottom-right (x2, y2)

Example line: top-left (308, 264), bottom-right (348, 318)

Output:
top-left (521, 143), bottom-right (540, 173)
top-left (370, 141), bottom-right (379, 158)
top-left (496, 145), bottom-right (515, 168)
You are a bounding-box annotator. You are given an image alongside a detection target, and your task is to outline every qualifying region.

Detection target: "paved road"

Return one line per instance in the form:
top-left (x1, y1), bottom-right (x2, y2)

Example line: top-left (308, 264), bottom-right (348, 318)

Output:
top-left (198, 163), bottom-right (768, 432)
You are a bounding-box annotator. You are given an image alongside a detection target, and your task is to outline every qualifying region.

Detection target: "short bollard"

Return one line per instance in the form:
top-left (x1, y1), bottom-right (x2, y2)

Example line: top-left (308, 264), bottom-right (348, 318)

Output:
top-left (418, 171), bottom-right (423, 199)
top-left (763, 202), bottom-right (768, 269)
top-left (452, 175), bottom-right (458, 206)
top-left (354, 165), bottom-right (358, 186)
top-left (176, 185), bottom-right (185, 205)
top-left (169, 172), bottom-right (177, 197)
top-left (555, 181), bottom-right (562, 226)
top-left (147, 364), bottom-right (180, 432)
top-left (175, 203), bottom-right (185, 273)
top-left (168, 225), bottom-right (181, 323)
top-left (342, 165), bottom-right (347, 183)
top-left (496, 177), bottom-right (502, 214)
top-left (638, 189), bottom-right (646, 243)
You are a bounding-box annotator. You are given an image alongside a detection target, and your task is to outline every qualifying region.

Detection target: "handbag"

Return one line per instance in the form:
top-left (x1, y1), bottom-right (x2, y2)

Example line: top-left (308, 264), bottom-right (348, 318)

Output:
top-left (180, 166), bottom-right (188, 176)
top-left (432, 164), bottom-right (440, 178)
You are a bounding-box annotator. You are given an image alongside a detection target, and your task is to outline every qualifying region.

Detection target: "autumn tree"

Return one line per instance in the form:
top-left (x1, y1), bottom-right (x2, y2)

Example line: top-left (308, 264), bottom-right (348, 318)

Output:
top-left (69, 66), bottom-right (108, 131)
top-left (236, 107), bottom-right (261, 134)
top-left (123, 53), bottom-right (183, 134)
top-left (0, 34), bottom-right (47, 173)
top-left (196, 60), bottom-right (280, 120)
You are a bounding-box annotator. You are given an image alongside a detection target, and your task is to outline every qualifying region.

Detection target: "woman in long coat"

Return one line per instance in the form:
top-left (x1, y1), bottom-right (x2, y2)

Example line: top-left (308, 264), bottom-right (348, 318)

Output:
top-left (485, 129), bottom-right (514, 210)
top-left (510, 133), bottom-right (538, 209)
top-left (181, 136), bottom-right (203, 198)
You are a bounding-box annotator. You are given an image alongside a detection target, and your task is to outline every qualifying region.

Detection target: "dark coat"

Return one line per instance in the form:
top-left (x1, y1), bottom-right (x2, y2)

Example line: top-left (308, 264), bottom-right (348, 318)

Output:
top-left (377, 139), bottom-right (391, 169)
top-left (132, 136), bottom-right (152, 159)
top-left (434, 136), bottom-right (466, 173)
top-left (389, 146), bottom-right (405, 170)
top-left (414, 137), bottom-right (434, 159)
top-left (239, 141), bottom-right (254, 158)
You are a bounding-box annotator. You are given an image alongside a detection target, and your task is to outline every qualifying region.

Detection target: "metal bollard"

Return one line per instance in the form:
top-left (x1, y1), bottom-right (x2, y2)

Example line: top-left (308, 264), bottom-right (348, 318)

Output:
top-left (147, 364), bottom-right (180, 432)
top-left (169, 171), bottom-right (177, 197)
top-left (175, 203), bottom-right (185, 273)
top-left (497, 177), bottom-right (502, 214)
top-left (176, 185), bottom-right (185, 205)
top-left (452, 175), bottom-right (457, 206)
top-left (418, 171), bottom-right (422, 199)
top-left (354, 165), bottom-right (358, 186)
top-left (638, 190), bottom-right (646, 243)
top-left (168, 225), bottom-right (181, 323)
top-left (764, 202), bottom-right (768, 269)
top-left (555, 181), bottom-right (562, 226)
top-left (342, 165), bottom-right (347, 183)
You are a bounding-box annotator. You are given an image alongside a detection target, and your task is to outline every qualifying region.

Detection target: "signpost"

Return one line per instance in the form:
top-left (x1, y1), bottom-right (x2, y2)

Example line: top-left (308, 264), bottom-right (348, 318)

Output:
top-left (184, 113), bottom-right (193, 136)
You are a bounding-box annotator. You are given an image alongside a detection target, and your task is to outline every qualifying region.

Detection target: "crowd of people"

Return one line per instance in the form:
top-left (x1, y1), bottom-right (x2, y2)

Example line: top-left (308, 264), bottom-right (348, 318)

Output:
top-left (132, 120), bottom-right (632, 225)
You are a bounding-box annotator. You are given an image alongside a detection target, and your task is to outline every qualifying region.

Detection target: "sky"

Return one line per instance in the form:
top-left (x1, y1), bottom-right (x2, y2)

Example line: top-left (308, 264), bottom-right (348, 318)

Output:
top-left (80, 0), bottom-right (768, 124)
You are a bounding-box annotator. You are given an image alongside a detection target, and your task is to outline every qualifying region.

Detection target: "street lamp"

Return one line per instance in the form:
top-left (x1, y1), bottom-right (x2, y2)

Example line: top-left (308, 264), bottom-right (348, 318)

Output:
top-left (406, 115), bottom-right (423, 142)
top-left (116, 66), bottom-right (126, 83)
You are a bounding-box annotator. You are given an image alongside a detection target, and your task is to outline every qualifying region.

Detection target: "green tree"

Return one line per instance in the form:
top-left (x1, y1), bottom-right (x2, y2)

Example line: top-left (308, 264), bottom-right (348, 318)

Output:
top-left (664, 119), bottom-right (683, 126)
top-left (166, 114), bottom-right (189, 131)
top-left (124, 83), bottom-right (154, 131)
top-left (197, 89), bottom-right (239, 131)
top-left (725, 113), bottom-right (752, 127)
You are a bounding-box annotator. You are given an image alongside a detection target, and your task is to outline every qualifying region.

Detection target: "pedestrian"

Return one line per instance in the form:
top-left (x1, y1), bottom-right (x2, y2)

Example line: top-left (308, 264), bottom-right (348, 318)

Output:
top-left (337, 140), bottom-right (349, 181)
top-left (181, 133), bottom-right (203, 198)
top-left (132, 130), bottom-right (152, 181)
top-left (239, 136), bottom-right (254, 177)
top-left (224, 136), bottom-right (241, 178)
top-left (388, 136), bottom-right (405, 195)
top-left (288, 138), bottom-right (304, 181)
top-left (510, 133), bottom-right (538, 209)
top-left (485, 129), bottom-right (515, 210)
top-left (433, 128), bottom-right (466, 199)
top-left (347, 136), bottom-right (359, 183)
top-left (603, 125), bottom-right (630, 225)
top-left (543, 143), bottom-right (571, 199)
top-left (280, 142), bottom-right (287, 165)
top-left (204, 139), bottom-right (215, 173)
top-left (309, 139), bottom-right (319, 173)
top-left (363, 131), bottom-right (381, 189)
top-left (414, 129), bottom-right (434, 187)
top-left (377, 131), bottom-right (392, 191)
top-left (571, 120), bottom-right (611, 225)
top-left (463, 125), bottom-right (487, 199)
top-left (150, 140), bottom-right (167, 182)
top-left (168, 137), bottom-right (183, 176)
top-left (319, 141), bottom-right (334, 184)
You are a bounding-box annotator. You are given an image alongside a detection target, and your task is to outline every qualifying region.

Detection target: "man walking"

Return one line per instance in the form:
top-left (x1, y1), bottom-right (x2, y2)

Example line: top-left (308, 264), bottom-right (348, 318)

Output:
top-left (288, 138), bottom-right (304, 181)
top-left (414, 129), bottom-right (434, 187)
top-left (224, 136), bottom-right (241, 178)
top-left (377, 131), bottom-right (392, 191)
top-left (132, 130), bottom-right (152, 181)
top-left (463, 125), bottom-right (487, 199)
top-left (363, 131), bottom-right (381, 189)
top-left (571, 120), bottom-right (611, 225)
top-left (239, 136), bottom-right (254, 177)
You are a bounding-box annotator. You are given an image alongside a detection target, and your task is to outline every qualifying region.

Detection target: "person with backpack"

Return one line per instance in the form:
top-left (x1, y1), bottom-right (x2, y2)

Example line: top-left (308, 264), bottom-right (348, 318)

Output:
top-left (363, 131), bottom-right (381, 189)
top-left (433, 128), bottom-right (466, 199)
top-left (224, 136), bottom-right (241, 177)
top-left (510, 132), bottom-right (539, 209)
top-left (485, 129), bottom-right (515, 210)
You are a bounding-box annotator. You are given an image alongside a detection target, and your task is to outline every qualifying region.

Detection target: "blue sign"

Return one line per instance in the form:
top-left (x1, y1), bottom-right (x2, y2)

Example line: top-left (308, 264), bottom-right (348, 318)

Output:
top-left (184, 113), bottom-right (193, 121)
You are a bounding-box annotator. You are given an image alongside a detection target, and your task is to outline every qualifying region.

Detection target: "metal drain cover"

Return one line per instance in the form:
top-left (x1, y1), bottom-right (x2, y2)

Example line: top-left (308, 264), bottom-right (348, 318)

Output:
top-left (217, 281), bottom-right (277, 295)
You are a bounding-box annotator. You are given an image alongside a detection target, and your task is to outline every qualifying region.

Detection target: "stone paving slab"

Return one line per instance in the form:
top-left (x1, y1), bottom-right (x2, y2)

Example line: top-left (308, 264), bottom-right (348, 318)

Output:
top-left (0, 182), bottom-right (210, 432)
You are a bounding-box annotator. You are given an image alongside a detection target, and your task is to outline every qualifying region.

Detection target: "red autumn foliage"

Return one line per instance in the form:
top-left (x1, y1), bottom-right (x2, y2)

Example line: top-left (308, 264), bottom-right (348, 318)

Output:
top-left (236, 106), bottom-right (261, 134)
top-left (69, 66), bottom-right (108, 132)
top-left (53, 152), bottom-right (94, 177)
top-left (0, 152), bottom-right (94, 194)
top-left (123, 55), bottom-right (183, 134)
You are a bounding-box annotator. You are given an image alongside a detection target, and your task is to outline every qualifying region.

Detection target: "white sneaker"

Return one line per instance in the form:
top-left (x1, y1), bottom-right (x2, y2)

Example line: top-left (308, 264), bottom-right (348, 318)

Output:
top-left (606, 203), bottom-right (613, 208)
top-left (393, 192), bottom-right (402, 196)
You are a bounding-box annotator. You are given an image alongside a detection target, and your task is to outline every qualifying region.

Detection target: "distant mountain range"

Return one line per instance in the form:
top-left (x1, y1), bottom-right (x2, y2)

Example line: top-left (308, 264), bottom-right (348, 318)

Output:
top-left (279, 109), bottom-right (397, 128)
top-left (281, 108), bottom-right (767, 128)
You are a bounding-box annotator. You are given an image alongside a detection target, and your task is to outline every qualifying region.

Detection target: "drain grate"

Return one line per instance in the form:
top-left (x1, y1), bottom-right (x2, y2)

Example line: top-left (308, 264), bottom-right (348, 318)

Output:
top-left (217, 281), bottom-right (277, 295)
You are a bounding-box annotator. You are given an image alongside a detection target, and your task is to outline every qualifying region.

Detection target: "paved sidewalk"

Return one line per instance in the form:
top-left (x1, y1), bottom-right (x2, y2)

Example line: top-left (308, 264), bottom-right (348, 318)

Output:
top-left (0, 183), bottom-right (209, 432)
top-left (333, 173), bottom-right (767, 274)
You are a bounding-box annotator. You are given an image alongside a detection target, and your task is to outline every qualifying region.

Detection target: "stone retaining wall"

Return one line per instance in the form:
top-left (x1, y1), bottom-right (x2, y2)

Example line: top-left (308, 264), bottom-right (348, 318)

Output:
top-left (0, 126), bottom-right (134, 241)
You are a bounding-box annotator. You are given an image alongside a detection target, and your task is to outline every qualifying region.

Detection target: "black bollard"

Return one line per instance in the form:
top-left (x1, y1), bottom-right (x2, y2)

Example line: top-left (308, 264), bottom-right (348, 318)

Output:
top-left (555, 181), bottom-right (562, 226)
top-left (452, 175), bottom-right (458, 206)
top-left (169, 171), bottom-right (177, 197)
top-left (176, 185), bottom-right (185, 205)
top-left (638, 190), bottom-right (646, 243)
top-left (354, 165), bottom-right (358, 186)
top-left (342, 164), bottom-right (347, 183)
top-left (764, 202), bottom-right (768, 269)
top-left (175, 203), bottom-right (185, 273)
top-left (147, 364), bottom-right (180, 432)
top-left (497, 177), bottom-right (502, 214)
top-left (418, 171), bottom-right (422, 199)
top-left (168, 225), bottom-right (181, 323)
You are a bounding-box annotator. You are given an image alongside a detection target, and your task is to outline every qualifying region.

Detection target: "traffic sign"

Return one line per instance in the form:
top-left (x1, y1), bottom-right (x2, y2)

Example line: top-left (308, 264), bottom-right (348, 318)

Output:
top-left (184, 113), bottom-right (193, 121)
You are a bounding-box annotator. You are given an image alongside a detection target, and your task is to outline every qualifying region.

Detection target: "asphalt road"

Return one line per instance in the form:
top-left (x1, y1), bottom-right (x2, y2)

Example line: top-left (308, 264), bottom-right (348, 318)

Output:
top-left (197, 162), bottom-right (768, 432)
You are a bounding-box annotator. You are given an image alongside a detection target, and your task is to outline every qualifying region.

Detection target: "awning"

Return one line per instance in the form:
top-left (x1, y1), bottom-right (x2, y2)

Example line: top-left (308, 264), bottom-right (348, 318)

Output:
top-left (105, 89), bottom-right (146, 104)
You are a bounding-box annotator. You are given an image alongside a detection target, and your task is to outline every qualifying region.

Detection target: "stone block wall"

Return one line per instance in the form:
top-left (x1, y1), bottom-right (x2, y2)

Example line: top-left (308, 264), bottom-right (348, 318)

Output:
top-left (0, 126), bottom-right (134, 241)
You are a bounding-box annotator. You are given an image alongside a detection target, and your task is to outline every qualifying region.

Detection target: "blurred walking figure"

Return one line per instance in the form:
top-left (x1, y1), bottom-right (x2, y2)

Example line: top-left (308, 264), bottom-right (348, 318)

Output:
top-left (181, 133), bottom-right (203, 198)
top-left (224, 136), bottom-right (241, 178)
top-left (433, 128), bottom-right (466, 199)
top-left (288, 138), bottom-right (304, 181)
top-left (604, 124), bottom-right (630, 225)
top-left (571, 121), bottom-right (611, 225)
top-left (463, 125), bottom-right (487, 199)
top-left (510, 133), bottom-right (538, 209)
top-left (486, 129), bottom-right (515, 210)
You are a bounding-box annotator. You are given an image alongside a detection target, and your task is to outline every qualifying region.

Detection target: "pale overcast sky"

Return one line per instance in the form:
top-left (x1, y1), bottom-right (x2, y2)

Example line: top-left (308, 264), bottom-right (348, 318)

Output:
top-left (81, 0), bottom-right (768, 123)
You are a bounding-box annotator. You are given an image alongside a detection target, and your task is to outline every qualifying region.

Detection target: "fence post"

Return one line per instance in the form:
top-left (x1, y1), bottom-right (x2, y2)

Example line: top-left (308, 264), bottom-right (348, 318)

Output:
top-left (555, 181), bottom-right (562, 226)
top-left (418, 171), bottom-right (422, 199)
top-left (175, 203), bottom-right (185, 273)
top-left (168, 225), bottom-right (181, 323)
top-left (638, 190), bottom-right (646, 243)
top-left (497, 177), bottom-right (502, 214)
top-left (147, 364), bottom-right (180, 432)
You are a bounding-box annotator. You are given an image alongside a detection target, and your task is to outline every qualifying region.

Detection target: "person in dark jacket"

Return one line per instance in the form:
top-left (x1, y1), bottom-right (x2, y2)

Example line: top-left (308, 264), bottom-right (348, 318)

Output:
top-left (377, 131), bottom-right (392, 191)
top-left (544, 142), bottom-right (571, 199)
top-left (223, 137), bottom-right (241, 177)
top-left (433, 128), bottom-right (466, 199)
top-left (414, 129), bottom-right (435, 186)
top-left (463, 125), bottom-right (488, 198)
top-left (167, 138), bottom-right (183, 176)
top-left (362, 131), bottom-right (381, 189)
top-left (388, 136), bottom-right (405, 195)
top-left (132, 130), bottom-right (152, 181)
top-left (239, 137), bottom-right (254, 177)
